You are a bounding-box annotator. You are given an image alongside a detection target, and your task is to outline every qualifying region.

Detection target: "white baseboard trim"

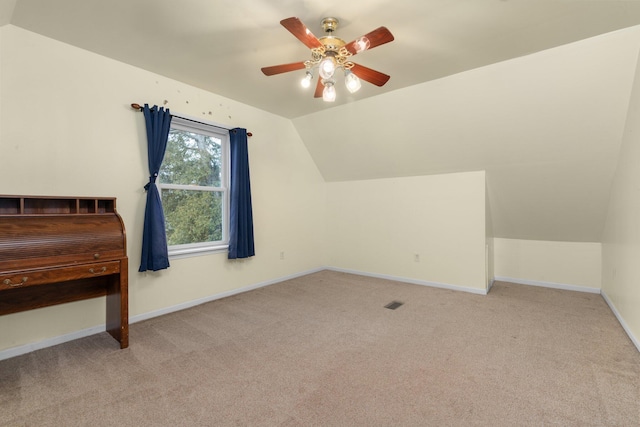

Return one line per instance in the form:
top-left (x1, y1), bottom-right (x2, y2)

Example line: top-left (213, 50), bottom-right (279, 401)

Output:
top-left (129, 267), bottom-right (324, 324)
top-left (0, 325), bottom-right (108, 361)
top-left (326, 267), bottom-right (488, 295)
top-left (493, 276), bottom-right (601, 294)
top-left (0, 267), bottom-right (324, 361)
top-left (601, 290), bottom-right (640, 353)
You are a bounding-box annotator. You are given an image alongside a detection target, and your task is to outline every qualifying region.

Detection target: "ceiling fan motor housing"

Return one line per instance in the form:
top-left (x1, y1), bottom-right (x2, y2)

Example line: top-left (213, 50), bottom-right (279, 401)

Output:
top-left (321, 17), bottom-right (339, 33)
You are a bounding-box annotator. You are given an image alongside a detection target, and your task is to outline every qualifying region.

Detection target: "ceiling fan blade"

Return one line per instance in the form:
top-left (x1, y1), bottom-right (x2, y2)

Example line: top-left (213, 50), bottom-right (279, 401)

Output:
top-left (280, 17), bottom-right (323, 50)
top-left (314, 77), bottom-right (324, 98)
top-left (345, 27), bottom-right (395, 55)
top-left (261, 62), bottom-right (306, 76)
top-left (351, 63), bottom-right (391, 87)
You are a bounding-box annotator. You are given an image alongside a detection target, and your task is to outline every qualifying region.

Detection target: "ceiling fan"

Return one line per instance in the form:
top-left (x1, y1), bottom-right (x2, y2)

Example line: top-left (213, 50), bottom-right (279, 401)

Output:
top-left (261, 17), bottom-right (394, 102)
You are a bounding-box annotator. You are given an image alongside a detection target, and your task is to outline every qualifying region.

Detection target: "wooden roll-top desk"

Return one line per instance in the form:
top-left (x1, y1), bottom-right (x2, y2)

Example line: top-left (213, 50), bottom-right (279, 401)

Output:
top-left (0, 195), bottom-right (129, 349)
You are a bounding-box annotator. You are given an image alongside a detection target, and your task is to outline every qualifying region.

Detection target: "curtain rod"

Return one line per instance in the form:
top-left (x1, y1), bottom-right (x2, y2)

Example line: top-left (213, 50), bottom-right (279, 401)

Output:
top-left (131, 103), bottom-right (252, 137)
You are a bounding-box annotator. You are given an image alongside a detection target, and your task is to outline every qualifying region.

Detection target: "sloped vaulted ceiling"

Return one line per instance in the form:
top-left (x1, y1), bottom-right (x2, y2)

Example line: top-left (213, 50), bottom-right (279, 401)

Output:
top-left (0, 1), bottom-right (17, 26)
top-left (293, 28), bottom-right (640, 242)
top-left (6, 0), bottom-right (640, 119)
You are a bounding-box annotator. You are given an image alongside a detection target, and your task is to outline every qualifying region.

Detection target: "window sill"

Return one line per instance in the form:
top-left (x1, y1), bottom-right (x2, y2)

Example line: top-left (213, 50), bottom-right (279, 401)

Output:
top-left (168, 244), bottom-right (229, 260)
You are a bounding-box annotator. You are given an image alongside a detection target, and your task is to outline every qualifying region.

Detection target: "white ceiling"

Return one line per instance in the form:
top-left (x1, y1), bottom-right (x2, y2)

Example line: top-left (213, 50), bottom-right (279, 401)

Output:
top-left (5, 0), bottom-right (640, 119)
top-left (5, 0), bottom-right (640, 243)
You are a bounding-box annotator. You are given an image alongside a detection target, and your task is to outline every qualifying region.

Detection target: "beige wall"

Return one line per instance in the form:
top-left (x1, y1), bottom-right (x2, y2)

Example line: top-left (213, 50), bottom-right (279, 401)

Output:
top-left (0, 26), bottom-right (327, 352)
top-left (601, 43), bottom-right (640, 350)
top-left (493, 238), bottom-right (601, 291)
top-left (326, 171), bottom-right (487, 292)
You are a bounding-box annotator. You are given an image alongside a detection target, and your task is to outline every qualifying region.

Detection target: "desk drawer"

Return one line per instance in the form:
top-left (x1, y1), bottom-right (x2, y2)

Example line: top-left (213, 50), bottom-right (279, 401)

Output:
top-left (0, 261), bottom-right (120, 290)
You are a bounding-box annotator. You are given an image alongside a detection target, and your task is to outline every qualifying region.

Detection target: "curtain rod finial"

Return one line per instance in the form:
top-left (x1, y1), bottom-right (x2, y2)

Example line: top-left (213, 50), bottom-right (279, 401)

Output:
top-left (131, 103), bottom-right (142, 110)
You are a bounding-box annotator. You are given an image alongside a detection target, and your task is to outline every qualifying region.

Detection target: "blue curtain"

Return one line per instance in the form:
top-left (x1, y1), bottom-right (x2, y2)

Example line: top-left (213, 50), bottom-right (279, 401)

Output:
top-left (139, 104), bottom-right (172, 272)
top-left (228, 128), bottom-right (255, 259)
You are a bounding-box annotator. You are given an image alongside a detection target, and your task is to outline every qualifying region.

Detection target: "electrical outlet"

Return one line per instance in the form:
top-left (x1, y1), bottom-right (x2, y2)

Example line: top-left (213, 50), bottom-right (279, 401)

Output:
top-left (414, 253), bottom-right (420, 262)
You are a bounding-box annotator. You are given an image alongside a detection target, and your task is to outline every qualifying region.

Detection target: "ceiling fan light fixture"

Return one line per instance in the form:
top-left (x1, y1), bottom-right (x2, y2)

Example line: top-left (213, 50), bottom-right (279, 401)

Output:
top-left (344, 70), bottom-right (362, 93)
top-left (261, 17), bottom-right (394, 103)
top-left (318, 56), bottom-right (336, 80)
top-left (322, 79), bottom-right (336, 102)
top-left (301, 70), bottom-right (313, 88)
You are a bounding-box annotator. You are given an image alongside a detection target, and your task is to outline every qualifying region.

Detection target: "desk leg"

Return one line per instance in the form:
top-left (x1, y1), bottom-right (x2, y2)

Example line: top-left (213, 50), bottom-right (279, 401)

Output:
top-left (106, 258), bottom-right (129, 348)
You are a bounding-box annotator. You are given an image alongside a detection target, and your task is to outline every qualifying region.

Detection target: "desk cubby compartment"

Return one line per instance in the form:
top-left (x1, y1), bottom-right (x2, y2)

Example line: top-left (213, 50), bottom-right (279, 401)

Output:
top-left (24, 198), bottom-right (77, 214)
top-left (0, 197), bottom-right (20, 215)
top-left (97, 199), bottom-right (115, 213)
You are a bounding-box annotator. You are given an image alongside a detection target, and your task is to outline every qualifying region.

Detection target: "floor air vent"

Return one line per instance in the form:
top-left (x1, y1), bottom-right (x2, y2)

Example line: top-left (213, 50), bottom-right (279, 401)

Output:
top-left (384, 301), bottom-right (404, 310)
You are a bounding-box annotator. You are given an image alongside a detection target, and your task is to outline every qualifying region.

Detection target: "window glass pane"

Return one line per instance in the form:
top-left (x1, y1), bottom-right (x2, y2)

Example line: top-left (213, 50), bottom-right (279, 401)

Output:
top-left (161, 128), bottom-right (222, 187)
top-left (162, 189), bottom-right (223, 245)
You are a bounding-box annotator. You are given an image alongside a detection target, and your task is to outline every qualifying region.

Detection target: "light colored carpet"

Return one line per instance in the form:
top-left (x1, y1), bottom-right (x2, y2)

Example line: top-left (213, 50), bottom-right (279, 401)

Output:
top-left (1, 270), bottom-right (639, 426)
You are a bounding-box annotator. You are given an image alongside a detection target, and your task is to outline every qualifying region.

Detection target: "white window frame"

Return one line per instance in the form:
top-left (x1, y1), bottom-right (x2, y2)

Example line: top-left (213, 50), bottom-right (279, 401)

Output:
top-left (158, 116), bottom-right (230, 258)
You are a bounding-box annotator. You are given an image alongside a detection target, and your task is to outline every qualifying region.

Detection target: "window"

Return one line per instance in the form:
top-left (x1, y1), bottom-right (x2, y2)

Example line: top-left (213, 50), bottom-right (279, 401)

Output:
top-left (158, 117), bottom-right (229, 257)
